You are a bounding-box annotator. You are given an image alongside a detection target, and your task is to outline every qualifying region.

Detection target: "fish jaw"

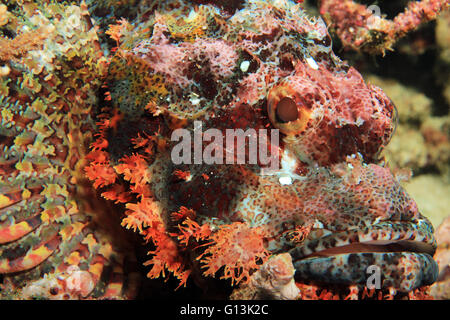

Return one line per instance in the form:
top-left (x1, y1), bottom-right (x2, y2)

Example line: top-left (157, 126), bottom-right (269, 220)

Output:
top-left (279, 160), bottom-right (440, 291)
top-left (293, 252), bottom-right (438, 292)
top-left (164, 151), bottom-right (440, 291)
top-left (202, 156), bottom-right (439, 292)
top-left (290, 219), bottom-right (438, 292)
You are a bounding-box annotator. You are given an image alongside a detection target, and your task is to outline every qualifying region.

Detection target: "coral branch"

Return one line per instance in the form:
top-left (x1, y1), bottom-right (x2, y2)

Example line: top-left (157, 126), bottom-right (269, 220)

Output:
top-left (198, 222), bottom-right (269, 285)
top-left (319, 0), bottom-right (449, 54)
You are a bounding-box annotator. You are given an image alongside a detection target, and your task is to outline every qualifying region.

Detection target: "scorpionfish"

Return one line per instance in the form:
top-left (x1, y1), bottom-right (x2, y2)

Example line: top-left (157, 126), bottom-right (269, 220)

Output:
top-left (0, 0), bottom-right (439, 299)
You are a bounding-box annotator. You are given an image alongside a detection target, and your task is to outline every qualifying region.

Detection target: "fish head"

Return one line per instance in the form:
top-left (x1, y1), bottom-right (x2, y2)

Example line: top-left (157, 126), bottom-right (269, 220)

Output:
top-left (89, 0), bottom-right (438, 293)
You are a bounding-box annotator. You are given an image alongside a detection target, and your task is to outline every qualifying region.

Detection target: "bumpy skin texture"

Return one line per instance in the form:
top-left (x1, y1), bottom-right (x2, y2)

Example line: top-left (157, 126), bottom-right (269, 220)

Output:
top-left (0, 1), bottom-right (137, 299)
top-left (0, 0), bottom-right (440, 300)
top-left (84, 0), bottom-right (438, 298)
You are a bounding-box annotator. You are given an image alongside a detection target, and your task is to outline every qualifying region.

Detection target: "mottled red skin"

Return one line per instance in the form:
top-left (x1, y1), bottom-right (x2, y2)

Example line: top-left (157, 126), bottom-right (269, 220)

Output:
top-left (85, 0), bottom-right (438, 296)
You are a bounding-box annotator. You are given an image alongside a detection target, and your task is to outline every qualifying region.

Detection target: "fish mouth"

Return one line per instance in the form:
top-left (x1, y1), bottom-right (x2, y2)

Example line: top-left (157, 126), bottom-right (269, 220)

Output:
top-left (289, 219), bottom-right (439, 292)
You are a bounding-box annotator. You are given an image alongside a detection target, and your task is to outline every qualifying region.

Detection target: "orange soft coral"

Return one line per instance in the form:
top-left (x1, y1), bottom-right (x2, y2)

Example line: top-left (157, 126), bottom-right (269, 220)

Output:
top-left (171, 206), bottom-right (196, 221)
top-left (198, 222), bottom-right (269, 285)
top-left (122, 197), bottom-right (190, 287)
top-left (144, 233), bottom-right (190, 288)
top-left (106, 18), bottom-right (131, 46)
top-left (114, 154), bottom-right (151, 189)
top-left (84, 162), bottom-right (117, 189)
top-left (121, 197), bottom-right (161, 233)
top-left (176, 218), bottom-right (211, 246)
top-left (101, 184), bottom-right (131, 204)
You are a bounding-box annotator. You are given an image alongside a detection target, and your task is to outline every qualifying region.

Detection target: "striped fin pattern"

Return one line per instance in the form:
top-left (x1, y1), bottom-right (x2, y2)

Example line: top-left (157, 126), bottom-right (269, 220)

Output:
top-left (0, 1), bottom-right (138, 299)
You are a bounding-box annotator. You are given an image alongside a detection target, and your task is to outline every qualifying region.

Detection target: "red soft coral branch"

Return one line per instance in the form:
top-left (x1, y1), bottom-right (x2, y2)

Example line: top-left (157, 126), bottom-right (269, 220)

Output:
top-left (197, 222), bottom-right (269, 285)
top-left (176, 218), bottom-right (211, 246)
top-left (173, 169), bottom-right (191, 181)
top-left (171, 206), bottom-right (196, 221)
top-left (121, 197), bottom-right (161, 233)
top-left (395, 0), bottom-right (449, 37)
top-left (122, 197), bottom-right (191, 288)
top-left (90, 135), bottom-right (108, 151)
top-left (106, 18), bottom-right (131, 46)
top-left (144, 234), bottom-right (191, 288)
top-left (84, 162), bottom-right (117, 189)
top-left (101, 184), bottom-right (131, 204)
top-left (114, 153), bottom-right (151, 188)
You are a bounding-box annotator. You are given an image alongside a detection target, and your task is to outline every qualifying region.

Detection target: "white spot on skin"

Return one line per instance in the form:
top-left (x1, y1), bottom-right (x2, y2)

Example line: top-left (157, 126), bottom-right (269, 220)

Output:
top-left (312, 219), bottom-right (324, 229)
top-left (190, 97), bottom-right (201, 105)
top-left (0, 65), bottom-right (10, 76)
top-left (281, 149), bottom-right (297, 172)
top-left (240, 60), bottom-right (250, 72)
top-left (273, 149), bottom-right (305, 184)
top-left (306, 56), bottom-right (319, 70)
top-left (189, 92), bottom-right (201, 105)
top-left (356, 117), bottom-right (365, 126)
top-left (187, 8), bottom-right (198, 22)
top-left (373, 217), bottom-right (383, 226)
top-left (279, 175), bottom-right (292, 185)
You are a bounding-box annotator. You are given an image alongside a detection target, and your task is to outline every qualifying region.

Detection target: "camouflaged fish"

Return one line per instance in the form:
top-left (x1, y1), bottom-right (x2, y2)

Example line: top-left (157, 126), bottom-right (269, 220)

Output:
top-left (0, 0), bottom-right (438, 299)
top-left (0, 1), bottom-right (138, 299)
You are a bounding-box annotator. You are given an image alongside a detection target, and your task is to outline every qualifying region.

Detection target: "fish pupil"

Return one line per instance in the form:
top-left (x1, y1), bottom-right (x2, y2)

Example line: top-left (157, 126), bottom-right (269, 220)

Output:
top-left (276, 97), bottom-right (299, 123)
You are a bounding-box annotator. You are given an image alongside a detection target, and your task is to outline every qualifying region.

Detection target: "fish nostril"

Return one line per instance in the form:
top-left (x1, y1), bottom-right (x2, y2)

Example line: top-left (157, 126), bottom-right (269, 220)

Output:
top-left (49, 287), bottom-right (59, 295)
top-left (276, 97), bottom-right (299, 123)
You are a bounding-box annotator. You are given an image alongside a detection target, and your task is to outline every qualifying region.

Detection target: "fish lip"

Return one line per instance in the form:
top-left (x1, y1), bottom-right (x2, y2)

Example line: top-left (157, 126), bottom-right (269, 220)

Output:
top-left (292, 252), bottom-right (438, 292)
top-left (288, 218), bottom-right (439, 291)
top-left (289, 218), bottom-right (436, 261)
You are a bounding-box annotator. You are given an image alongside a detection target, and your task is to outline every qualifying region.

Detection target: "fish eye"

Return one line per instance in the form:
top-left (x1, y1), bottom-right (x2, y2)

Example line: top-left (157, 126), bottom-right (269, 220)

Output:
top-left (267, 84), bottom-right (312, 135)
top-left (276, 97), bottom-right (299, 123)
